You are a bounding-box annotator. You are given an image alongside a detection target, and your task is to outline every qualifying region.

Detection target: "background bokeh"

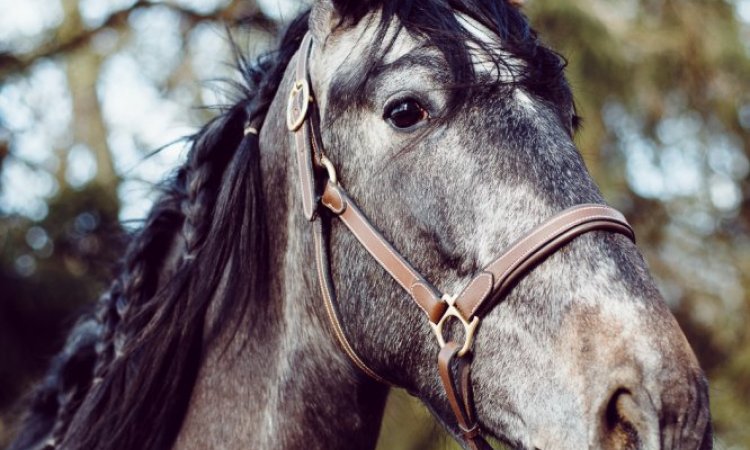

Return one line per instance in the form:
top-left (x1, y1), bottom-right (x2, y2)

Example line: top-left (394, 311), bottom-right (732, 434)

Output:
top-left (1, 0), bottom-right (749, 448)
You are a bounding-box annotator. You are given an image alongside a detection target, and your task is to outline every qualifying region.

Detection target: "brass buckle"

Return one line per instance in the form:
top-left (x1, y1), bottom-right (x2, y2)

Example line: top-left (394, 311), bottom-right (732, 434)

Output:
top-left (431, 294), bottom-right (479, 357)
top-left (286, 79), bottom-right (311, 131)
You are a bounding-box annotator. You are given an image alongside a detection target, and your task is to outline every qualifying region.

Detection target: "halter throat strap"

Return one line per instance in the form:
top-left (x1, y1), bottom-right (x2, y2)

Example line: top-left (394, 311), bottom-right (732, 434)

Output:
top-left (285, 32), bottom-right (635, 448)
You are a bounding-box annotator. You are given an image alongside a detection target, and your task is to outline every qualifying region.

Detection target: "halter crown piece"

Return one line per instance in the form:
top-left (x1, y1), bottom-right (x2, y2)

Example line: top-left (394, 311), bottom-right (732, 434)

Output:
top-left (284, 33), bottom-right (635, 449)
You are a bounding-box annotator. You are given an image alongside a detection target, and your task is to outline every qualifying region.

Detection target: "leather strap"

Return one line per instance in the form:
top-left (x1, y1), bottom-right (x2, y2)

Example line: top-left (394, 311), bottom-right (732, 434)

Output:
top-left (289, 33), bottom-right (317, 221)
top-left (322, 182), bottom-right (446, 323)
top-left (312, 217), bottom-right (391, 384)
top-left (320, 179), bottom-right (636, 326)
top-left (454, 205), bottom-right (635, 319)
top-left (439, 343), bottom-right (492, 450)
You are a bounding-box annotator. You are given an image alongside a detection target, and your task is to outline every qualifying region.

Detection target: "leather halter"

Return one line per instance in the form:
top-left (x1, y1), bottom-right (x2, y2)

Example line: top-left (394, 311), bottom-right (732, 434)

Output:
top-left (283, 33), bottom-right (635, 449)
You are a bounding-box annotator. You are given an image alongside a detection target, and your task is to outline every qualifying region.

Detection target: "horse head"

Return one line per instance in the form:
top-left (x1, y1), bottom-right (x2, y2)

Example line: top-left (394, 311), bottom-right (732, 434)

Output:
top-left (268, 1), bottom-right (711, 448)
top-left (11, 1), bottom-right (712, 449)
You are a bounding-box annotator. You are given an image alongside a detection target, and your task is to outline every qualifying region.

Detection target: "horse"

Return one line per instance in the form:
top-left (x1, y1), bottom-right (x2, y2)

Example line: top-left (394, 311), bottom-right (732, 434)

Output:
top-left (10, 1), bottom-right (712, 449)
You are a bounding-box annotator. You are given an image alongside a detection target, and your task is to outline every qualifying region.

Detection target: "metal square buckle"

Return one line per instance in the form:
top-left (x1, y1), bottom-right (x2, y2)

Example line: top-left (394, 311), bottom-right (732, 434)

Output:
top-left (430, 294), bottom-right (480, 357)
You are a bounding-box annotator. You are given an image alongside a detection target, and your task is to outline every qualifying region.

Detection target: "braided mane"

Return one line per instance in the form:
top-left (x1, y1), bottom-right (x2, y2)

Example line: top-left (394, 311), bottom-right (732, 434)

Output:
top-left (10, 13), bottom-right (310, 450)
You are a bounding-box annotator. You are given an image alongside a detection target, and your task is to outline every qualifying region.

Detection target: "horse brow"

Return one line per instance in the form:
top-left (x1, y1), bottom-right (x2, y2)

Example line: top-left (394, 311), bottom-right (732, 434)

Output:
top-left (326, 52), bottom-right (448, 109)
top-left (371, 51), bottom-right (446, 78)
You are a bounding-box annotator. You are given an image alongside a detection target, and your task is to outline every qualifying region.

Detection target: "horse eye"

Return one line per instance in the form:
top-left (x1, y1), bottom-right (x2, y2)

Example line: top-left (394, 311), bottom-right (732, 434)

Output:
top-left (384, 99), bottom-right (428, 129)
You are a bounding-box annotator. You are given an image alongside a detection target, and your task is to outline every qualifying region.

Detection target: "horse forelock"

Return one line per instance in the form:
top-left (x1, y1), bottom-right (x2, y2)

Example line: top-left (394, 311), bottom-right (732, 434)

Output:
top-left (314, 0), bottom-right (575, 134)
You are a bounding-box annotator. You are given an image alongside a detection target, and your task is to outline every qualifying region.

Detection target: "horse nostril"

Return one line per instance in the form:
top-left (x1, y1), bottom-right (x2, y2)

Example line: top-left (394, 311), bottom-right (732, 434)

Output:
top-left (603, 389), bottom-right (640, 449)
top-left (599, 388), bottom-right (659, 450)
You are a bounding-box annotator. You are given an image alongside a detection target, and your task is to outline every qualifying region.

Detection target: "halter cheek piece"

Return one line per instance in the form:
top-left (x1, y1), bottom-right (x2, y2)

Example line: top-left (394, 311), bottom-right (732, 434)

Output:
top-left (282, 33), bottom-right (635, 449)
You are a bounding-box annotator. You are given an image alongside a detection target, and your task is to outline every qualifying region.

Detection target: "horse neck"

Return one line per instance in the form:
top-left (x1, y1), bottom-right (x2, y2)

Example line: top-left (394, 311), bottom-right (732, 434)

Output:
top-left (173, 74), bottom-right (388, 450)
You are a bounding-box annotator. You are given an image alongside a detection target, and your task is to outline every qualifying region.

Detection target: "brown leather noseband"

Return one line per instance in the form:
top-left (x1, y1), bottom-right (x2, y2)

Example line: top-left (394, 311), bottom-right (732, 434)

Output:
top-left (279, 33), bottom-right (635, 449)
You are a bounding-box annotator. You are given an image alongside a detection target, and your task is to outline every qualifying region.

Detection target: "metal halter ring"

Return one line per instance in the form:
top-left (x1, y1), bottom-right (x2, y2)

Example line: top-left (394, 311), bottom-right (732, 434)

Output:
top-left (430, 294), bottom-right (480, 357)
top-left (320, 155), bottom-right (338, 185)
top-left (286, 79), bottom-right (311, 131)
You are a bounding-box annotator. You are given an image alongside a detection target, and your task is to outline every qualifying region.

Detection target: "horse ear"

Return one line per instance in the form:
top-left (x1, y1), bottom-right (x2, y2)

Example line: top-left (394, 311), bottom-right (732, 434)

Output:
top-left (309, 0), bottom-right (342, 41)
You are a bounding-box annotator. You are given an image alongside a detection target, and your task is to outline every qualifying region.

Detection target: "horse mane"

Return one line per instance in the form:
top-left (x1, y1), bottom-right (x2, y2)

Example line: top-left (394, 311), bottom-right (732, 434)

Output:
top-left (10, 12), bottom-right (311, 450)
top-left (11, 2), bottom-right (574, 449)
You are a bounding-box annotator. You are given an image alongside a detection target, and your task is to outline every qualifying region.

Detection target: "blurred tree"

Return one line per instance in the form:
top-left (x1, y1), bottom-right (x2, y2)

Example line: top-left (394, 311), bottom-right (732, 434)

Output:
top-left (0, 0), bottom-right (748, 448)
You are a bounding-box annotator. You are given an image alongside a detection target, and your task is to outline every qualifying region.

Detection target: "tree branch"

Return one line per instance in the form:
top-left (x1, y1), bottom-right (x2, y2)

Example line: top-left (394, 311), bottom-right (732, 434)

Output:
top-left (0, 0), bottom-right (277, 79)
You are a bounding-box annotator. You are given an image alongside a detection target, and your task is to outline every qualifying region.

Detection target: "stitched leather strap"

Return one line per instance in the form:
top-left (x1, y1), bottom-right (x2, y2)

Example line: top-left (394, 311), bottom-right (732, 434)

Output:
top-left (321, 179), bottom-right (636, 325)
top-left (322, 182), bottom-right (446, 322)
top-left (291, 34), bottom-right (389, 384)
top-left (312, 218), bottom-right (391, 384)
top-left (289, 33), bottom-right (317, 221)
top-left (438, 343), bottom-right (493, 450)
top-left (454, 205), bottom-right (635, 319)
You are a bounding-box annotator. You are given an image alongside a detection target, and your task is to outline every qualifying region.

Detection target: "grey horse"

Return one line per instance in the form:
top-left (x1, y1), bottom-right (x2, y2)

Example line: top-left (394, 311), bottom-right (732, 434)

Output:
top-left (10, 1), bottom-right (711, 449)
